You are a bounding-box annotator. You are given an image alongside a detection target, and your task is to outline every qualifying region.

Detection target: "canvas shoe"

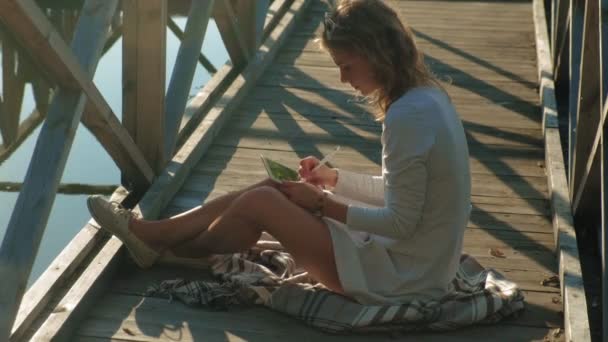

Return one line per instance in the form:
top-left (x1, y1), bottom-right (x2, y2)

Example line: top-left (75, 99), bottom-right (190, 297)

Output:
top-left (87, 195), bottom-right (159, 268)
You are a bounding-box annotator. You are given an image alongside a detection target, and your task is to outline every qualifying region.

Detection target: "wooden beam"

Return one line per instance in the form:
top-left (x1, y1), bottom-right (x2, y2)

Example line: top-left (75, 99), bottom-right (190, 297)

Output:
top-left (262, 0), bottom-right (292, 43)
top-left (122, 0), bottom-right (167, 177)
top-left (0, 1), bottom-right (118, 339)
top-left (551, 0), bottom-right (569, 64)
top-left (0, 33), bottom-right (25, 146)
top-left (167, 18), bottom-right (217, 74)
top-left (24, 2), bottom-right (311, 339)
top-left (532, 1), bottom-right (591, 341)
top-left (571, 0), bottom-right (601, 205)
top-left (0, 109), bottom-right (45, 165)
top-left (164, 0), bottom-right (215, 160)
top-left (102, 23), bottom-right (122, 55)
top-left (553, 18), bottom-right (570, 95)
top-left (175, 0), bottom-right (292, 152)
top-left (232, 0), bottom-right (269, 53)
top-left (572, 104), bottom-right (606, 216)
top-left (603, 112), bottom-right (608, 342)
top-left (10, 188), bottom-right (127, 341)
top-left (602, 0), bottom-right (608, 101)
top-left (213, 0), bottom-right (251, 67)
top-left (0, 0), bottom-right (155, 187)
top-left (568, 0), bottom-right (585, 195)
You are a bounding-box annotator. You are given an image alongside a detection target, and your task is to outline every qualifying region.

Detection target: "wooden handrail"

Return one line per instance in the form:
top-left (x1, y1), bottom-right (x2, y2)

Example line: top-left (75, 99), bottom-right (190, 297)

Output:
top-left (546, 0), bottom-right (608, 339)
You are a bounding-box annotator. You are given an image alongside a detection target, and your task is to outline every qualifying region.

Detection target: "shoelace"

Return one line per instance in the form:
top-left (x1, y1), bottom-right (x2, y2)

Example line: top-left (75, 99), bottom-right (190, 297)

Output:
top-left (109, 200), bottom-right (133, 221)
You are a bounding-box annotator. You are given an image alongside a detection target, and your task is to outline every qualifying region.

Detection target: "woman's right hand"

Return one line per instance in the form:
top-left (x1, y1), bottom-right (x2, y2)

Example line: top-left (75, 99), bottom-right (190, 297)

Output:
top-left (298, 156), bottom-right (338, 188)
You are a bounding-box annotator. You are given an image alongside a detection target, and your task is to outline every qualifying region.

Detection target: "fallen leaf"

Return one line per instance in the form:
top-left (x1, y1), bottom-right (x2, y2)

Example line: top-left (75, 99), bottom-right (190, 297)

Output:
top-left (489, 247), bottom-right (506, 258)
top-left (123, 328), bottom-right (136, 336)
top-left (541, 275), bottom-right (560, 288)
top-left (52, 306), bottom-right (67, 314)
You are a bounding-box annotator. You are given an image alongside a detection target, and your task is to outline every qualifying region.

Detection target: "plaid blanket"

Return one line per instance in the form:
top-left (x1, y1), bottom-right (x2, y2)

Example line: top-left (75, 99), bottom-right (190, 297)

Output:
top-left (147, 243), bottom-right (525, 333)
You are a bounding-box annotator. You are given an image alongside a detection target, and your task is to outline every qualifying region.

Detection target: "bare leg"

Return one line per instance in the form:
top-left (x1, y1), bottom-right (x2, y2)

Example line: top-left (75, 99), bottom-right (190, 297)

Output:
top-left (129, 178), bottom-right (277, 252)
top-left (170, 186), bottom-right (344, 294)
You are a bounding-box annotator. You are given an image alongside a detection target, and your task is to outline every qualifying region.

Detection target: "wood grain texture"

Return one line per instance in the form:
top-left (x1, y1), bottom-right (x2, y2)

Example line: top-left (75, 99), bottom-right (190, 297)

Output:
top-left (0, 0), bottom-right (118, 339)
top-left (70, 0), bottom-right (565, 340)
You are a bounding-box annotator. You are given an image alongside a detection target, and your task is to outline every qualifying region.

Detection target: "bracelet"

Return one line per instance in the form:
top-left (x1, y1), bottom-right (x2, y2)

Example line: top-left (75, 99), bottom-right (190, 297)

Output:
top-left (313, 191), bottom-right (328, 217)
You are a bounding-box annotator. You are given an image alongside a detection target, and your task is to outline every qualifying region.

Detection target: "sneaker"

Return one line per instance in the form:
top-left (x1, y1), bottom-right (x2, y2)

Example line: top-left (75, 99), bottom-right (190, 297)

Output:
top-left (87, 195), bottom-right (159, 268)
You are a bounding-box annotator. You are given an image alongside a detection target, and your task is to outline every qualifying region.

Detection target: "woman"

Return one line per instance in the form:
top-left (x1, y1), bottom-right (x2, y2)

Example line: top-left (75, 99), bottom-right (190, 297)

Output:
top-left (87, 0), bottom-right (471, 305)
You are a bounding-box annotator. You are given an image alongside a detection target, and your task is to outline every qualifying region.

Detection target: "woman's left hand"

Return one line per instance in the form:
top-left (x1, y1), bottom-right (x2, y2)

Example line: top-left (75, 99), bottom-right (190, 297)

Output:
top-left (279, 181), bottom-right (323, 212)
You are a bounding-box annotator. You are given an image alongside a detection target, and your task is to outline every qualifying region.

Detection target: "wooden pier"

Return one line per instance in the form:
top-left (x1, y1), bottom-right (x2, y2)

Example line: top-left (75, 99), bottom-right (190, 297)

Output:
top-left (0, 0), bottom-right (594, 340)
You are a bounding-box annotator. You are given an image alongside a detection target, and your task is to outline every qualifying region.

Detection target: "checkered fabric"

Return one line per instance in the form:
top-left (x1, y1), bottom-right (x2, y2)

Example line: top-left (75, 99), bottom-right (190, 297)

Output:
top-left (147, 244), bottom-right (525, 333)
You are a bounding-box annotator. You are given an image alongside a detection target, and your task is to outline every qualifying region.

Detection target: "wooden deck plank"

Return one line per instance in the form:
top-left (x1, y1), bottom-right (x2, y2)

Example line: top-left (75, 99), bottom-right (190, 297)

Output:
top-left (76, 0), bottom-right (563, 340)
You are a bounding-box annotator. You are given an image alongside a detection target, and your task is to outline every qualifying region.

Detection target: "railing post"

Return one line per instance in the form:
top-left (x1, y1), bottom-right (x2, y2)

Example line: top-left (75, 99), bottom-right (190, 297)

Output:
top-left (122, 0), bottom-right (167, 186)
top-left (570, 0), bottom-right (601, 215)
top-left (568, 0), bottom-right (585, 198)
top-left (164, 0), bottom-right (215, 160)
top-left (600, 1), bottom-right (608, 340)
top-left (0, 33), bottom-right (25, 146)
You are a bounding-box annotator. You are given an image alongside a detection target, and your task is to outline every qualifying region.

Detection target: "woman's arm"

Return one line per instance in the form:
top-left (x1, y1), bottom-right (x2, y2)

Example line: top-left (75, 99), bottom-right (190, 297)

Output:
top-left (331, 169), bottom-right (384, 207)
top-left (343, 103), bottom-right (437, 240)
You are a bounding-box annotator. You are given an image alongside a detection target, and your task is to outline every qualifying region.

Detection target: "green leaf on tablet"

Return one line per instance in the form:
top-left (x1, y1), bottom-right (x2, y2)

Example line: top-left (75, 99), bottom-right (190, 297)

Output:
top-left (260, 155), bottom-right (299, 182)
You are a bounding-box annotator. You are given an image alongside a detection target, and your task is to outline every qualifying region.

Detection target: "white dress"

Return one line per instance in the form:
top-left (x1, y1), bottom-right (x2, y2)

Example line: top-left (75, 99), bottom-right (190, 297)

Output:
top-left (324, 87), bottom-right (471, 305)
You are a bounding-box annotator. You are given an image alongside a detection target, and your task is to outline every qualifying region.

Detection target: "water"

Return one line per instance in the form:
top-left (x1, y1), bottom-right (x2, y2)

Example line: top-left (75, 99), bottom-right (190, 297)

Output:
top-left (0, 12), bottom-right (229, 287)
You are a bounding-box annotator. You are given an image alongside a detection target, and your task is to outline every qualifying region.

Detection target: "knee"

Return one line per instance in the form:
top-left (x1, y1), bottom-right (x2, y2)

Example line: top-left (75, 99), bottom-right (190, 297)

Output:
top-left (233, 186), bottom-right (286, 220)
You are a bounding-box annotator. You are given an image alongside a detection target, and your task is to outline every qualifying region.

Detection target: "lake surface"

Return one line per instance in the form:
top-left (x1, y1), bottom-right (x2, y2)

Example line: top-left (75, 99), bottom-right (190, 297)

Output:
top-left (0, 12), bottom-right (229, 286)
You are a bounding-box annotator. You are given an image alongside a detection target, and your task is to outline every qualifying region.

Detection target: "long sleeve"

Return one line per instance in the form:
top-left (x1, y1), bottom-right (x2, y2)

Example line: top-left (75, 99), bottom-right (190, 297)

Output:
top-left (345, 103), bottom-right (436, 239)
top-left (332, 169), bottom-right (384, 207)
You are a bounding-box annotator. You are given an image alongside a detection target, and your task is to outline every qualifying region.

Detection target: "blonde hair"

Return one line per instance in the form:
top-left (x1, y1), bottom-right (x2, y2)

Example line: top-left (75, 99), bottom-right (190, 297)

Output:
top-left (320, 0), bottom-right (443, 121)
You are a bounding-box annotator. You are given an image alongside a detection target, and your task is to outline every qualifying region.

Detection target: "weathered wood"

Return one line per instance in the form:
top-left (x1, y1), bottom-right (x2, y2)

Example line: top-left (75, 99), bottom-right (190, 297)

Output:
top-left (569, 101), bottom-right (606, 218)
top-left (166, 17), bottom-right (217, 74)
top-left (568, 0), bottom-right (585, 194)
top-left (601, 1), bottom-right (608, 340)
top-left (10, 189), bottom-right (127, 341)
top-left (0, 33), bottom-right (25, 146)
top-left (0, 109), bottom-right (45, 165)
top-left (27, 237), bottom-right (123, 341)
top-left (602, 0), bottom-right (608, 100)
top-left (21, 1), bottom-right (311, 340)
top-left (571, 0), bottom-right (601, 214)
top-left (0, 1), bottom-right (118, 339)
top-left (533, 0), bottom-right (591, 340)
top-left (164, 0), bottom-right (215, 160)
top-left (603, 104), bottom-right (608, 342)
top-left (0, 181), bottom-right (117, 195)
top-left (262, 0), bottom-right (292, 43)
top-left (0, 0), bottom-right (155, 187)
top-left (175, 0), bottom-right (298, 151)
top-left (122, 0), bottom-right (167, 176)
top-left (213, 0), bottom-right (250, 67)
top-left (232, 0), bottom-right (269, 53)
top-left (552, 0), bottom-right (570, 69)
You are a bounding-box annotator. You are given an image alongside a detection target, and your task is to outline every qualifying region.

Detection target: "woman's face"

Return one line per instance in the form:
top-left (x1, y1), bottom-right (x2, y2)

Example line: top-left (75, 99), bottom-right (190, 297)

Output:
top-left (330, 49), bottom-right (381, 96)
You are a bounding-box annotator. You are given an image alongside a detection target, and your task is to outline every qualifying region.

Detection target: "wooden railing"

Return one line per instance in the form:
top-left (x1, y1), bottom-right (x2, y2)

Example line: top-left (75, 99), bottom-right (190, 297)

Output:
top-left (0, 0), bottom-right (294, 339)
top-left (547, 0), bottom-right (606, 339)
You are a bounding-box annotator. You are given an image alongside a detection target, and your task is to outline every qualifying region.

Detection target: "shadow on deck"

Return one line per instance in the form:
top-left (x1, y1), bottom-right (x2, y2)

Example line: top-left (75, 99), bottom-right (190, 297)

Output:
top-left (68, 0), bottom-right (563, 341)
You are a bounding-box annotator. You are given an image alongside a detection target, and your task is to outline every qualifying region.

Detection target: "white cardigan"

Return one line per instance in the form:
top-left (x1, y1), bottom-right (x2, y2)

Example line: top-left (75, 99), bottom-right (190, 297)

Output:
top-left (324, 87), bottom-right (471, 305)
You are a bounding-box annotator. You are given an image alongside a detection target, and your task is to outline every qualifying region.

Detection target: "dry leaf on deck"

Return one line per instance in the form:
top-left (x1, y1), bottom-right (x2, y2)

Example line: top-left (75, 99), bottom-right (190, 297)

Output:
top-left (489, 247), bottom-right (506, 258)
top-left (541, 275), bottom-right (560, 288)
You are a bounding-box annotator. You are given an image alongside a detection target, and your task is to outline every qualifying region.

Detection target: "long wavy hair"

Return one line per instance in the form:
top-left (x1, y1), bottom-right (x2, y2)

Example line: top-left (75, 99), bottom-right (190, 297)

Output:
top-left (320, 0), bottom-right (444, 121)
